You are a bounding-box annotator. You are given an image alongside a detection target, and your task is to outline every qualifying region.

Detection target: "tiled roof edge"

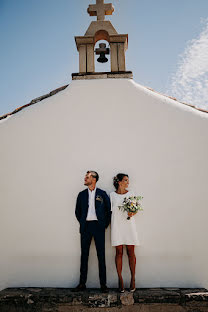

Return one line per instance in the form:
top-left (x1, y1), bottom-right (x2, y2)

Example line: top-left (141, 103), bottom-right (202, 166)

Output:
top-left (145, 86), bottom-right (208, 114)
top-left (0, 84), bottom-right (69, 121)
top-left (1, 82), bottom-right (207, 121)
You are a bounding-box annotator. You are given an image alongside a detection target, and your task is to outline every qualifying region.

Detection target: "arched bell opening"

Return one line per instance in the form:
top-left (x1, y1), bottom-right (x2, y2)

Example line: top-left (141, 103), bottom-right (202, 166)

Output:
top-left (94, 40), bottom-right (111, 72)
top-left (94, 30), bottom-right (110, 45)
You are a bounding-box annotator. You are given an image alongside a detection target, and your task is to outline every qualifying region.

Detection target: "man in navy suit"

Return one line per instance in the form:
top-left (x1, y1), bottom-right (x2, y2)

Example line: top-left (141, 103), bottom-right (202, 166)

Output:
top-left (74, 171), bottom-right (111, 292)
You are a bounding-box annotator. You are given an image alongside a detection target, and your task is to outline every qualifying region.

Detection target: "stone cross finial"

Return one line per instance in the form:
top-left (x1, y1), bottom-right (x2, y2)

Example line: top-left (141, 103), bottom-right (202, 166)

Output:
top-left (87, 0), bottom-right (114, 21)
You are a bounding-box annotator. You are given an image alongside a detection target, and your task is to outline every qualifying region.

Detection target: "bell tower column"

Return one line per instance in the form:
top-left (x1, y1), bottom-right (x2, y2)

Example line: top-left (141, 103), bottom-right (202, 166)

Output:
top-left (110, 37), bottom-right (128, 72)
top-left (110, 43), bottom-right (118, 72)
top-left (118, 43), bottom-right (126, 71)
top-left (76, 37), bottom-right (95, 73)
top-left (87, 44), bottom-right (95, 73)
top-left (78, 44), bottom-right (95, 73)
top-left (79, 45), bottom-right (87, 73)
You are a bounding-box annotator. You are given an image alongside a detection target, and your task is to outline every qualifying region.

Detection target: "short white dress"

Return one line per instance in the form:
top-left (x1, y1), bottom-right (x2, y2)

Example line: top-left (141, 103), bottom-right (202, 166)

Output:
top-left (110, 191), bottom-right (140, 247)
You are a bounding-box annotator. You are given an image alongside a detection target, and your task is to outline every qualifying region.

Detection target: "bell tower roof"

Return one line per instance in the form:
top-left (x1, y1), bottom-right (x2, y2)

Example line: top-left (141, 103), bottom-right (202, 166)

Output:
top-left (85, 21), bottom-right (117, 37)
top-left (72, 1), bottom-right (133, 80)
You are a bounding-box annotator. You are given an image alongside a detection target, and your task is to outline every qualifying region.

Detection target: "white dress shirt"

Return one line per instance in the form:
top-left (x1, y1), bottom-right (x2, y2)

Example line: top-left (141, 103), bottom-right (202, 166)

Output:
top-left (86, 188), bottom-right (98, 221)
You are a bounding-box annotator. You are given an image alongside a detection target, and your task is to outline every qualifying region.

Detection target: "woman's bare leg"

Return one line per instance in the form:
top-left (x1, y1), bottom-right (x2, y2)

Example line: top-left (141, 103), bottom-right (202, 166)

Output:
top-left (115, 245), bottom-right (124, 291)
top-left (126, 245), bottom-right (136, 290)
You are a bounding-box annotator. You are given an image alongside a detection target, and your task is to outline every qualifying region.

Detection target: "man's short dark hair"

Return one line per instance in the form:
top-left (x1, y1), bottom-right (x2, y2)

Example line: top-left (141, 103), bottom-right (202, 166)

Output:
top-left (87, 170), bottom-right (99, 182)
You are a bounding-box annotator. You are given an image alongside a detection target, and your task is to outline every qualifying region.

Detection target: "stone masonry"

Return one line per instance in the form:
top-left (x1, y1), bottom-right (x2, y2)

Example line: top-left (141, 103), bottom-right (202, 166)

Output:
top-left (1, 288), bottom-right (208, 312)
top-left (74, 0), bottom-right (129, 75)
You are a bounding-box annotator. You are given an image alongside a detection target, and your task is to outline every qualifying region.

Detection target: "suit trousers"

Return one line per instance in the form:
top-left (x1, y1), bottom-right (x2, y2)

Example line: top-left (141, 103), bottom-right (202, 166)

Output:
top-left (80, 221), bottom-right (106, 286)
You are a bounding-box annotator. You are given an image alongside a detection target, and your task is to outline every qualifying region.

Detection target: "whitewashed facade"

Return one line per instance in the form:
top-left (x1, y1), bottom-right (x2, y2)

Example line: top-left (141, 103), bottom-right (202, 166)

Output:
top-left (1, 78), bottom-right (208, 291)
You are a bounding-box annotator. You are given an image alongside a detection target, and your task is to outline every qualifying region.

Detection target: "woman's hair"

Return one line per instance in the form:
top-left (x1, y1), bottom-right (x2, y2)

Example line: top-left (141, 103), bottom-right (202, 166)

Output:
top-left (113, 173), bottom-right (129, 190)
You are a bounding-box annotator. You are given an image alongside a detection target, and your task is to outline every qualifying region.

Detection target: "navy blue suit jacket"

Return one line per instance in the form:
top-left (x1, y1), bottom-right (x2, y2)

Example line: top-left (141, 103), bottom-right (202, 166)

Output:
top-left (75, 188), bottom-right (111, 234)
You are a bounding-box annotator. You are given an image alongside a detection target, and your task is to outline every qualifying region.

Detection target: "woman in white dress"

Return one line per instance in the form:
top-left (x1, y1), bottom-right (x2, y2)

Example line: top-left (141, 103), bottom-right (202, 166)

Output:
top-left (110, 173), bottom-right (139, 293)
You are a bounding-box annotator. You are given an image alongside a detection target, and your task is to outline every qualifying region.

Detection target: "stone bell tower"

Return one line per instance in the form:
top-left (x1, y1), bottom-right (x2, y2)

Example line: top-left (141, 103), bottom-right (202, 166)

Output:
top-left (72, 0), bottom-right (132, 80)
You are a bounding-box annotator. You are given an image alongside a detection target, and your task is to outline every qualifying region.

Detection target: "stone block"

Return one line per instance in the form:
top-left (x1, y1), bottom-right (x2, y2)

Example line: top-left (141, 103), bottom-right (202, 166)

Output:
top-left (134, 288), bottom-right (181, 304)
top-left (75, 36), bottom-right (94, 50)
top-left (71, 71), bottom-right (133, 80)
top-left (120, 292), bottom-right (134, 306)
top-left (107, 72), bottom-right (133, 79)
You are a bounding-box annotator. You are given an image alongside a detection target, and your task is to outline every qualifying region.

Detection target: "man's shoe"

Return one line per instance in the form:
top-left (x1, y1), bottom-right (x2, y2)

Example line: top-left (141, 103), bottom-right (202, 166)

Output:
top-left (100, 284), bottom-right (108, 293)
top-left (72, 283), bottom-right (86, 292)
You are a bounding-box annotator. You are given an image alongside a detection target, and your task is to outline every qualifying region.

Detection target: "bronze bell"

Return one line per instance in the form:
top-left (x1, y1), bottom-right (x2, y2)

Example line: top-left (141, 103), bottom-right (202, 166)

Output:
top-left (97, 52), bottom-right (108, 63)
top-left (95, 43), bottom-right (110, 63)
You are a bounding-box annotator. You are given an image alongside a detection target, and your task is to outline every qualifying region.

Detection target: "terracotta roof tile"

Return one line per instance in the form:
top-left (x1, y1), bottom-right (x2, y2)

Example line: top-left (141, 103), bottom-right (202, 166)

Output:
top-left (0, 84), bottom-right (69, 121)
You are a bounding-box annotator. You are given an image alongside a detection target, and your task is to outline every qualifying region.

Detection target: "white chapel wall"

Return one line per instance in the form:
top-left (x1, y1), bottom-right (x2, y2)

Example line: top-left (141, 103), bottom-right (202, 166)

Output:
top-left (1, 79), bottom-right (208, 291)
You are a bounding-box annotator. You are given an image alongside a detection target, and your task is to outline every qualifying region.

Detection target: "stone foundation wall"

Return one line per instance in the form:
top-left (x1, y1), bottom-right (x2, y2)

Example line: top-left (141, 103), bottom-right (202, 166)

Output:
top-left (0, 288), bottom-right (208, 312)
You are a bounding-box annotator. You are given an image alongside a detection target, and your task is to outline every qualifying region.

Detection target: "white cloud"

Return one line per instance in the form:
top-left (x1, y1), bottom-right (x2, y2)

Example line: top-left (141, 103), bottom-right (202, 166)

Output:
top-left (168, 20), bottom-right (208, 110)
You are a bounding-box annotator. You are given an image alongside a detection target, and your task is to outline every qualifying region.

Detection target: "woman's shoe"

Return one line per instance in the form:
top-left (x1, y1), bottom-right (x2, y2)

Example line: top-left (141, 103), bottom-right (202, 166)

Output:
top-left (130, 279), bottom-right (136, 292)
top-left (118, 279), bottom-right (125, 293)
top-left (119, 287), bottom-right (125, 293)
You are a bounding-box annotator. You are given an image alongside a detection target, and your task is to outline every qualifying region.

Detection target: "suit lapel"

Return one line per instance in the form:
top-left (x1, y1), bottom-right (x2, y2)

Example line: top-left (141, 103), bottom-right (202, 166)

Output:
top-left (95, 188), bottom-right (101, 211)
top-left (84, 188), bottom-right (89, 215)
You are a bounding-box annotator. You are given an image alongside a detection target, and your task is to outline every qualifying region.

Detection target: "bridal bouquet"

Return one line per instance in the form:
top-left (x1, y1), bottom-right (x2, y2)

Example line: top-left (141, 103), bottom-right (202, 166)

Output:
top-left (119, 196), bottom-right (143, 220)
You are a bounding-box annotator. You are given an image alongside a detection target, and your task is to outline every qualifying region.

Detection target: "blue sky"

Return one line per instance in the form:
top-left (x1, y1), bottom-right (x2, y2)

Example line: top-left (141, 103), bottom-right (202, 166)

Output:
top-left (1, 0), bottom-right (208, 116)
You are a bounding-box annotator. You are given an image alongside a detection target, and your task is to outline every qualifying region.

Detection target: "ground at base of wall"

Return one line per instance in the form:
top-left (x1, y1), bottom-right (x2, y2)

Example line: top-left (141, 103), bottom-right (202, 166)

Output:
top-left (0, 287), bottom-right (208, 312)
